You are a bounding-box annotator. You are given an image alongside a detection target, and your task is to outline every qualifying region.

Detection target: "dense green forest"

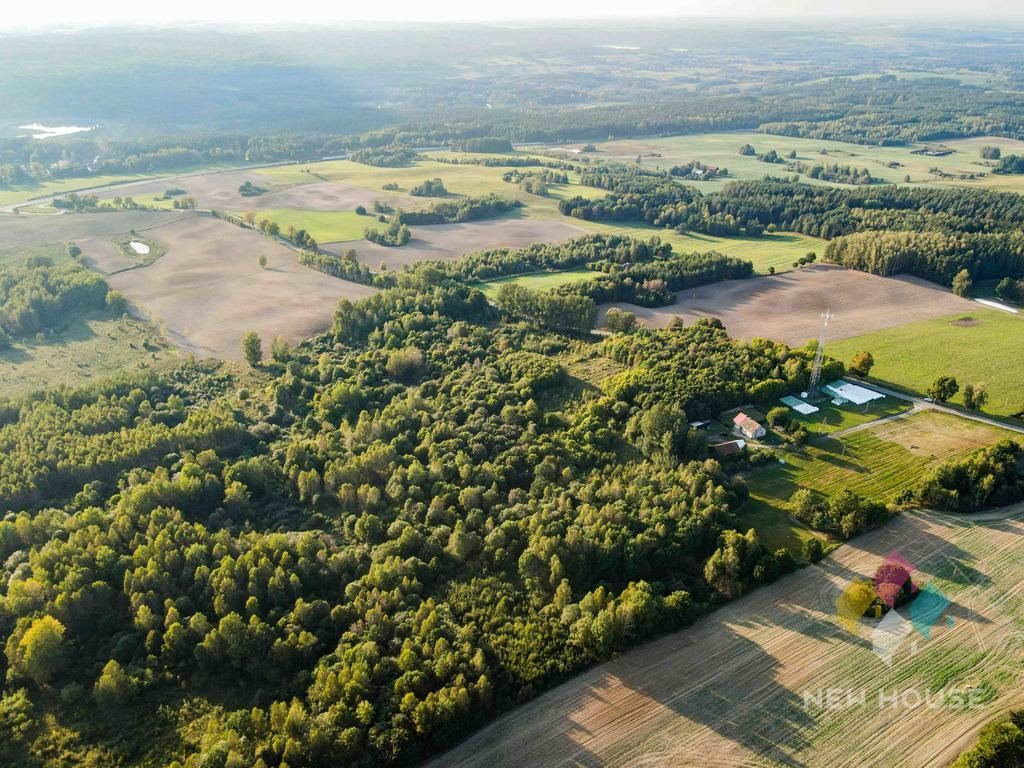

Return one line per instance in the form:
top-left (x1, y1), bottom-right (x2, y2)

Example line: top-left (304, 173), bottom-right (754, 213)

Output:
top-left (396, 195), bottom-right (521, 225)
top-left (0, 269), bottom-right (864, 766)
top-left (917, 441), bottom-right (1024, 513)
top-left (560, 171), bottom-right (1024, 284)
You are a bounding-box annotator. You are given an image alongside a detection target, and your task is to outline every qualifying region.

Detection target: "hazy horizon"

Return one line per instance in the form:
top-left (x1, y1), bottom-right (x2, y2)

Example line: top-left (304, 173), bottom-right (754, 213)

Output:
top-left (3, 0), bottom-right (1024, 31)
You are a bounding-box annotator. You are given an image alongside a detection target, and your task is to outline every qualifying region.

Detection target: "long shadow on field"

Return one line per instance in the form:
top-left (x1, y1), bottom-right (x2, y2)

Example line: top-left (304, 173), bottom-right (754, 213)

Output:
top-left (838, 515), bottom-right (978, 576)
top-left (622, 631), bottom-right (814, 767)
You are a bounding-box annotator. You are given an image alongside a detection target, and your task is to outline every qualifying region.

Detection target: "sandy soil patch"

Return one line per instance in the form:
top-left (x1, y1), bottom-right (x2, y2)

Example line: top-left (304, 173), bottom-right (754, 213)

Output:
top-left (105, 214), bottom-right (375, 359)
top-left (428, 506), bottom-right (1024, 768)
top-left (599, 264), bottom-right (973, 346)
top-left (321, 218), bottom-right (587, 270)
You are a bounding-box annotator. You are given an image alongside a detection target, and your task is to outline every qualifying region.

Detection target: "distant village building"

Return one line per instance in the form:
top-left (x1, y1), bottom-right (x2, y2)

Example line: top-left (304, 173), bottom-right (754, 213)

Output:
top-left (732, 412), bottom-right (766, 440)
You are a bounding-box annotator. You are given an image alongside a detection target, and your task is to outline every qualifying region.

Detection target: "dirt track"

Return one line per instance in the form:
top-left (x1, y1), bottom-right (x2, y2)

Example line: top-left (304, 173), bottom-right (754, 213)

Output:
top-left (322, 218), bottom-right (586, 270)
top-left (600, 265), bottom-right (973, 346)
top-left (427, 507), bottom-right (1024, 768)
top-left (103, 215), bottom-right (375, 359)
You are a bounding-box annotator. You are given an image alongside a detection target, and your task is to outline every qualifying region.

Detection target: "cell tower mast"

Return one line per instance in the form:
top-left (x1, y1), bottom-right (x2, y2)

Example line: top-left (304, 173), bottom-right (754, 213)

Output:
top-left (808, 308), bottom-right (833, 394)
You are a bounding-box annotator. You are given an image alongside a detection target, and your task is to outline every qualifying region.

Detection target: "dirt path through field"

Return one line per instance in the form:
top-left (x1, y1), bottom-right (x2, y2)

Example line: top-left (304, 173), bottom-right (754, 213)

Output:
top-left (427, 507), bottom-right (1024, 768)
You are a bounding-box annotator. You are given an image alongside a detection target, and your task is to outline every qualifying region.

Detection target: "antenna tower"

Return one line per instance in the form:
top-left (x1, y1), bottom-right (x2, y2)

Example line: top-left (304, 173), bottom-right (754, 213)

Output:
top-left (808, 308), bottom-right (833, 393)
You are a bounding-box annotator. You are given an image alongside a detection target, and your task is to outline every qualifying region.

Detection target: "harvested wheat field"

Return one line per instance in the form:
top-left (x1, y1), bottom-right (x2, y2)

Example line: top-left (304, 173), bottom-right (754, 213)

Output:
top-left (429, 506), bottom-right (1024, 768)
top-left (601, 264), bottom-right (973, 346)
top-left (322, 218), bottom-right (587, 270)
top-left (104, 215), bottom-right (375, 359)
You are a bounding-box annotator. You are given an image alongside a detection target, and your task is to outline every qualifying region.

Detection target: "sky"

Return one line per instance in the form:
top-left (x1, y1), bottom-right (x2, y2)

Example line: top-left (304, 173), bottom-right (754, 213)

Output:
top-left (1, 0), bottom-right (1022, 28)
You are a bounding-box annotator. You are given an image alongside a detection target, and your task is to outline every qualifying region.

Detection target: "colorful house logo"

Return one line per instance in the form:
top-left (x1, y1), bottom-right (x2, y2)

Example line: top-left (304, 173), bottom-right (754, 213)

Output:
top-left (836, 551), bottom-right (954, 666)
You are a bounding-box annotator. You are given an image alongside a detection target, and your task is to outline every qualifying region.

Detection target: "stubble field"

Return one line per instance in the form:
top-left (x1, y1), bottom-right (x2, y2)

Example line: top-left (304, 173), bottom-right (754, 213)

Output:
top-left (428, 505), bottom-right (1024, 768)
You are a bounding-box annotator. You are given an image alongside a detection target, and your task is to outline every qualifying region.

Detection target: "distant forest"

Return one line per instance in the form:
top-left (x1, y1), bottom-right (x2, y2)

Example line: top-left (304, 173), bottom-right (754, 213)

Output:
top-left (6, 23), bottom-right (1024, 184)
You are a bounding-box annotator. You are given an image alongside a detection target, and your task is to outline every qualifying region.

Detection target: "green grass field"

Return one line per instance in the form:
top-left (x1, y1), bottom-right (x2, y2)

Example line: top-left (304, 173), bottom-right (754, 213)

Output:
top-left (235, 209), bottom-right (371, 243)
top-left (0, 173), bottom-right (155, 207)
top-left (578, 131), bottom-right (1024, 191)
top-left (475, 268), bottom-right (597, 298)
top-left (748, 410), bottom-right (1015, 502)
top-left (578, 224), bottom-right (822, 274)
top-left (0, 314), bottom-right (177, 399)
top-left (789, 397), bottom-right (912, 435)
top-left (828, 309), bottom-right (1024, 417)
top-left (738, 410), bottom-right (1017, 553)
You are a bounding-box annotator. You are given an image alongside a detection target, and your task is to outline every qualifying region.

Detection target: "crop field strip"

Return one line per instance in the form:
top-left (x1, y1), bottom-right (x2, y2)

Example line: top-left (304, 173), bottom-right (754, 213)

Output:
top-left (427, 506), bottom-right (1024, 768)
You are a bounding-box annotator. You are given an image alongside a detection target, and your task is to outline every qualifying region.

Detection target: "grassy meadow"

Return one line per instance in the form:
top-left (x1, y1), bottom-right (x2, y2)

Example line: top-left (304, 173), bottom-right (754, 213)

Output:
top-left (476, 268), bottom-right (598, 298)
top-left (258, 157), bottom-right (546, 200)
top-left (580, 223), bottom-right (822, 274)
top-left (0, 314), bottom-right (177, 398)
top-left (0, 173), bottom-right (155, 207)
top-left (828, 309), bottom-right (1024, 417)
top-left (239, 209), bottom-right (371, 243)
top-left (738, 410), bottom-right (1017, 553)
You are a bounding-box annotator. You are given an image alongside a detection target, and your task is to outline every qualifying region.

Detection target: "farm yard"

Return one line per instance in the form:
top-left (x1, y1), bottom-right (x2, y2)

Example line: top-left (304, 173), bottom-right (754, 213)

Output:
top-left (744, 410), bottom-right (1016, 514)
top-left (785, 397), bottom-right (912, 436)
top-left (734, 407), bottom-right (1014, 553)
top-left (599, 264), bottom-right (974, 346)
top-left (427, 506), bottom-right (1024, 768)
top-left (828, 310), bottom-right (1024, 417)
